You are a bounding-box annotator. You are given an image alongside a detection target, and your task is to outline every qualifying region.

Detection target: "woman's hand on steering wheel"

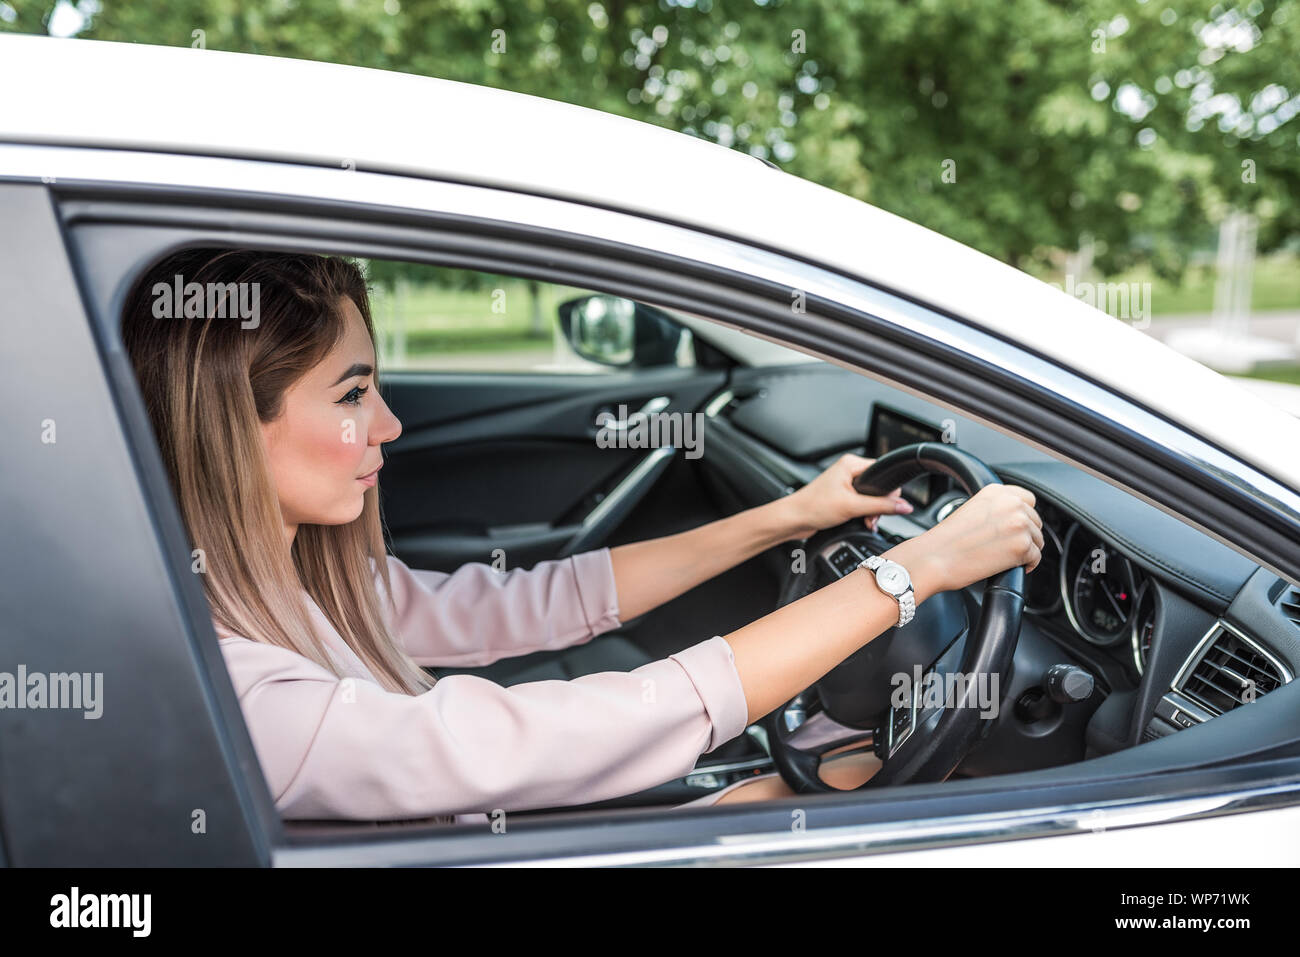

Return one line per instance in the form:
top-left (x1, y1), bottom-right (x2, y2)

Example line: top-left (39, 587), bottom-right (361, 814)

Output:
top-left (884, 483), bottom-right (1045, 604)
top-left (766, 446), bottom-right (1047, 792)
top-left (783, 453), bottom-right (915, 539)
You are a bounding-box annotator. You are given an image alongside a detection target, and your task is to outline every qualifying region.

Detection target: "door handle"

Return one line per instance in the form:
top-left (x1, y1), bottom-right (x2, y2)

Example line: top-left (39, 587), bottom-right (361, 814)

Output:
top-left (592, 396), bottom-right (670, 434)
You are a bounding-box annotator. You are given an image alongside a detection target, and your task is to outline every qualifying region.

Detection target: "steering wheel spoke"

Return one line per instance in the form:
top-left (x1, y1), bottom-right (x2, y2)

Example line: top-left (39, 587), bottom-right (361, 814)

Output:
top-left (782, 701), bottom-right (876, 757)
top-left (766, 690), bottom-right (879, 794)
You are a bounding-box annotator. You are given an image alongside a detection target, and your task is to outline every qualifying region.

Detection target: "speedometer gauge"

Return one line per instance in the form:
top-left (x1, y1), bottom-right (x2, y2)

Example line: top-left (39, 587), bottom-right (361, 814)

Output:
top-left (1060, 525), bottom-right (1139, 646)
top-left (1131, 583), bottom-right (1156, 675)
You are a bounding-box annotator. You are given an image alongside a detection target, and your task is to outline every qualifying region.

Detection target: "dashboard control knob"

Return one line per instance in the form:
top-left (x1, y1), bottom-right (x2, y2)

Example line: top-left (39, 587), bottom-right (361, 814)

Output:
top-left (1045, 664), bottom-right (1094, 703)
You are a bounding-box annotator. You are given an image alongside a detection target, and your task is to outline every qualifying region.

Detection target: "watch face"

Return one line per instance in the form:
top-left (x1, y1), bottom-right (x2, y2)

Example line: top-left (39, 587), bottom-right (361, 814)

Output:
top-left (877, 562), bottom-right (910, 595)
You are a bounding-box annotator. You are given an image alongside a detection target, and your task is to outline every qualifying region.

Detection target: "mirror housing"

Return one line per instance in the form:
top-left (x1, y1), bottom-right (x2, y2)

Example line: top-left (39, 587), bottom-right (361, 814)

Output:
top-left (558, 295), bottom-right (686, 368)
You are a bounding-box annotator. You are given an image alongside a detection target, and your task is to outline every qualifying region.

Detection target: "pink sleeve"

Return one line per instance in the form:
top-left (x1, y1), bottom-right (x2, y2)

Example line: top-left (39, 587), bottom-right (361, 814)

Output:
top-left (380, 549), bottom-right (622, 668)
top-left (218, 632), bottom-right (750, 819)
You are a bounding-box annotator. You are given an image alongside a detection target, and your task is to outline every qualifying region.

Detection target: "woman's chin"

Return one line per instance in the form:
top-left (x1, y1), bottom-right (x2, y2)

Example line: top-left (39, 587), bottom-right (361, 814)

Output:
top-left (343, 495), bottom-right (368, 523)
top-left (313, 497), bottom-right (368, 526)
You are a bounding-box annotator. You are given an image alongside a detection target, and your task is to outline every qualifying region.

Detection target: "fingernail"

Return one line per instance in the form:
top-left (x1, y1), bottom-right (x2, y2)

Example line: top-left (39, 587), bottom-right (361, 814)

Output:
top-left (895, 501), bottom-right (913, 513)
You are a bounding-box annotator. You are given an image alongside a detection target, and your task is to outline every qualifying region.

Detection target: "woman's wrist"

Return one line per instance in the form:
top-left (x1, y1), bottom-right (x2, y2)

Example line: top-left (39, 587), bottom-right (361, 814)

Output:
top-left (880, 538), bottom-right (948, 605)
top-left (768, 493), bottom-right (947, 600)
top-left (762, 493), bottom-right (816, 544)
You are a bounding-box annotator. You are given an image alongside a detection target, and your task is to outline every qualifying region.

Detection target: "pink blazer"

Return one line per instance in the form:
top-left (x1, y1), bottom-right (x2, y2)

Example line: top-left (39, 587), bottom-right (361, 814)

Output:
top-left (215, 548), bottom-right (751, 824)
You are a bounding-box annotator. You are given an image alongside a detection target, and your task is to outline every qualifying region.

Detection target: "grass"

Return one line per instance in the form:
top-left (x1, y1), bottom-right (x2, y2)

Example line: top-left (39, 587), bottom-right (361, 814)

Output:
top-left (403, 329), bottom-right (549, 352)
top-left (369, 277), bottom-right (593, 351)
top-left (1238, 364), bottom-right (1300, 386)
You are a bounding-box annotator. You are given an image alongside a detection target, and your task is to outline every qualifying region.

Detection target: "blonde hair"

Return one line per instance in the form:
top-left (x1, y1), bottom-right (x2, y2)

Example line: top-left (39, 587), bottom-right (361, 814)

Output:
top-left (122, 247), bottom-right (433, 695)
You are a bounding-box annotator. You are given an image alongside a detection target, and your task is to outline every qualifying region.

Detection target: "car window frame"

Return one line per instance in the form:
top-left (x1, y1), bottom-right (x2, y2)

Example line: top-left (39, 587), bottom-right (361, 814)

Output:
top-left (30, 153), bottom-right (1300, 866)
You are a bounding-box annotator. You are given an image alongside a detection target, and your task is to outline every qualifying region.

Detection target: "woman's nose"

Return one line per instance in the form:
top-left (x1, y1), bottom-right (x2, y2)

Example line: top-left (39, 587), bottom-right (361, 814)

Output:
top-left (372, 393), bottom-right (402, 444)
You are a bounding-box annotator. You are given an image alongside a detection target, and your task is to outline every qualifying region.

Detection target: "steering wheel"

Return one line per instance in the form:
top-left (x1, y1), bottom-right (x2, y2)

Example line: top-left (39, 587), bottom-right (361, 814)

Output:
top-left (765, 443), bottom-right (1025, 793)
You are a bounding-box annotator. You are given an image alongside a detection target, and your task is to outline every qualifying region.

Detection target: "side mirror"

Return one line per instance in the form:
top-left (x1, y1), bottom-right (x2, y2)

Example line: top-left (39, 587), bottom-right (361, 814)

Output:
top-left (558, 295), bottom-right (686, 368)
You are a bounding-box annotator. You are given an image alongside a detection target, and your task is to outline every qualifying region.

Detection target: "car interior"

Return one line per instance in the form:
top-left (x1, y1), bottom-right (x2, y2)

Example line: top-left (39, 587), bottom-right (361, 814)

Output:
top-left (114, 249), bottom-right (1300, 825)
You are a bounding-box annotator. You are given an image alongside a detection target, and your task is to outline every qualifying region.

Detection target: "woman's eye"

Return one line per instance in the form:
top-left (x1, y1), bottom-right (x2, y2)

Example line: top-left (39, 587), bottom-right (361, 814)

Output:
top-left (337, 385), bottom-right (368, 406)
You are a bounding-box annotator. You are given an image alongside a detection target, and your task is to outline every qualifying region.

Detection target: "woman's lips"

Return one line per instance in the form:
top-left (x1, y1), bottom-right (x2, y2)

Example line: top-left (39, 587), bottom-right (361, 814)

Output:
top-left (357, 464), bottom-right (382, 488)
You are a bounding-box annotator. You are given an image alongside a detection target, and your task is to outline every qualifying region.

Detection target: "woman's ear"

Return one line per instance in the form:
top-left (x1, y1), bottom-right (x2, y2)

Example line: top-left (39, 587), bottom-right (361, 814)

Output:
top-left (259, 410), bottom-right (281, 456)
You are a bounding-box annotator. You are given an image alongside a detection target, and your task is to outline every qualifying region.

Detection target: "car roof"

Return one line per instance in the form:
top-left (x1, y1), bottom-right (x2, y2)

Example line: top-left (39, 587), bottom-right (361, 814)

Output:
top-left (2, 33), bottom-right (1298, 490)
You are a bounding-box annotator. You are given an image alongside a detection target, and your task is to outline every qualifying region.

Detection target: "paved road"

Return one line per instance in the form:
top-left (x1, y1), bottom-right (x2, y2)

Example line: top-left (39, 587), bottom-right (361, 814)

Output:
top-left (1141, 311), bottom-right (1300, 415)
top-left (1143, 310), bottom-right (1300, 345)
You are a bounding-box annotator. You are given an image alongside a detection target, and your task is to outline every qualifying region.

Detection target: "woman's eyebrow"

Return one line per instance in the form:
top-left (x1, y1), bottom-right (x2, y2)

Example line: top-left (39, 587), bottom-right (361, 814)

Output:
top-left (330, 362), bottom-right (373, 386)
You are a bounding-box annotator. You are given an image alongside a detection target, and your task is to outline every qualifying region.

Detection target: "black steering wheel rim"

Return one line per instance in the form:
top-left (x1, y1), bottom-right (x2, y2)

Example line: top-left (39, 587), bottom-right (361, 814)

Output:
top-left (765, 443), bottom-right (1025, 793)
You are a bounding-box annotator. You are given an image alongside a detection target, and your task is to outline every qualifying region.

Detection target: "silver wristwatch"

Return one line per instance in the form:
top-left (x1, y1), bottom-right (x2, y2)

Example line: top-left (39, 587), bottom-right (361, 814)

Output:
top-left (860, 555), bottom-right (916, 627)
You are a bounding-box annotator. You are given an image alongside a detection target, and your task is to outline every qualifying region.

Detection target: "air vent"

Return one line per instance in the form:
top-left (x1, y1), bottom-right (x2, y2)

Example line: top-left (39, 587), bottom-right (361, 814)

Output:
top-left (1179, 627), bottom-right (1285, 716)
top-left (1280, 587), bottom-right (1300, 629)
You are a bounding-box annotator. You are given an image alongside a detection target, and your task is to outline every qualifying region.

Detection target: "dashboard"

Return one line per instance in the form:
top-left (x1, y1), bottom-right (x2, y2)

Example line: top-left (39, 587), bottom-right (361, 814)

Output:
top-left (699, 362), bottom-right (1300, 771)
top-left (868, 405), bottom-right (1168, 683)
top-left (942, 491), bottom-right (1159, 680)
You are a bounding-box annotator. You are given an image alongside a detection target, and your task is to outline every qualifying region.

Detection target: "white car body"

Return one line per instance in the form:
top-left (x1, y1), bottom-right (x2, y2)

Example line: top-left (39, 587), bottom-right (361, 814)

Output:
top-left (3, 33), bottom-right (1299, 867)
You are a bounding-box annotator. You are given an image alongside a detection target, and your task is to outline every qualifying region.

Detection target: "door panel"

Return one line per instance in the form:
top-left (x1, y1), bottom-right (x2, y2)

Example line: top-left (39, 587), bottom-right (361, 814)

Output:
top-left (1, 184), bottom-right (273, 864)
top-left (380, 367), bottom-right (728, 571)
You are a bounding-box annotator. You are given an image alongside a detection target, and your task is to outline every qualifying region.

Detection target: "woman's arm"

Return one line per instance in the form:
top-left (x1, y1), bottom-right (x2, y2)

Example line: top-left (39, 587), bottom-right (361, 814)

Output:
top-left (608, 493), bottom-right (803, 623)
top-left (609, 453), bottom-right (911, 622)
top-left (382, 550), bottom-right (621, 668)
top-left (387, 455), bottom-right (901, 663)
top-left (219, 630), bottom-right (750, 819)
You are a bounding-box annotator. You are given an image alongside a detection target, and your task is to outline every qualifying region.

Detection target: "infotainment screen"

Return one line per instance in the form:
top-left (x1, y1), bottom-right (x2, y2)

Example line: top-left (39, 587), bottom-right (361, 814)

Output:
top-left (865, 405), bottom-right (945, 507)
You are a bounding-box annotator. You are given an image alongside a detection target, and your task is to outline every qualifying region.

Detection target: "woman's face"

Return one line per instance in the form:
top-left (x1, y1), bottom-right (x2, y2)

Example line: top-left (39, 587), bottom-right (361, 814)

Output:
top-left (260, 296), bottom-right (402, 537)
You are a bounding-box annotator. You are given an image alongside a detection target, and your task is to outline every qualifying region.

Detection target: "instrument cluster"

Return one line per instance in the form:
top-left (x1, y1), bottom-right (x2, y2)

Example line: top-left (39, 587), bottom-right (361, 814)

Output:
top-left (936, 494), bottom-right (1156, 677)
top-left (1027, 499), bottom-right (1155, 677)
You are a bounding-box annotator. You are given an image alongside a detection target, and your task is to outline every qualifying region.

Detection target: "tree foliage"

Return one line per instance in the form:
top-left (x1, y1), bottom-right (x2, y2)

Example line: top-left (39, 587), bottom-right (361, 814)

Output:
top-left (8, 0), bottom-right (1296, 278)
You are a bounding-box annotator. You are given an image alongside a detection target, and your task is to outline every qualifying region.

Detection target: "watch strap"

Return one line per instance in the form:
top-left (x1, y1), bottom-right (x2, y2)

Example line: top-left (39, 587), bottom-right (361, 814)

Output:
top-left (897, 588), bottom-right (916, 626)
top-left (860, 555), bottom-right (915, 627)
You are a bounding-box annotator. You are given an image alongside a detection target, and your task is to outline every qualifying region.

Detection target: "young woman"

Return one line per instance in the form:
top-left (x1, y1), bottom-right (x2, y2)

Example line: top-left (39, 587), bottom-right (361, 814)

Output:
top-left (121, 247), bottom-right (1043, 824)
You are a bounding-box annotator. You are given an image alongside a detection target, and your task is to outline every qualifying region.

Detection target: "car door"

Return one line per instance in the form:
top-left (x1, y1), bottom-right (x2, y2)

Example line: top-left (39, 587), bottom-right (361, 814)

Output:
top-left (27, 143), bottom-right (1300, 868)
